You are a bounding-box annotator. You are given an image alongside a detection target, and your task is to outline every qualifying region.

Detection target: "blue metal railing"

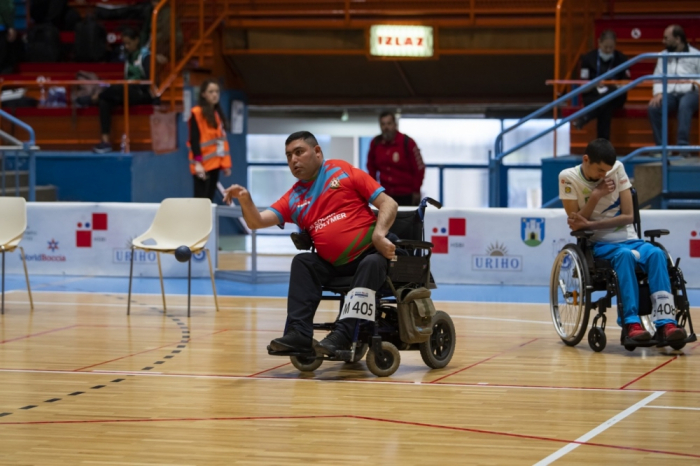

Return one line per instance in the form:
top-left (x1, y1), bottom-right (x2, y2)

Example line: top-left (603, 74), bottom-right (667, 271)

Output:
top-left (492, 52), bottom-right (700, 208)
top-left (0, 108), bottom-right (38, 201)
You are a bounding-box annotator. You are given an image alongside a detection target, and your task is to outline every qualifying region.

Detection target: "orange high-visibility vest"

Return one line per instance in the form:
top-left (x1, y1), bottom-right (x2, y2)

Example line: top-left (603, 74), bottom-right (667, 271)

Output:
top-left (188, 106), bottom-right (232, 174)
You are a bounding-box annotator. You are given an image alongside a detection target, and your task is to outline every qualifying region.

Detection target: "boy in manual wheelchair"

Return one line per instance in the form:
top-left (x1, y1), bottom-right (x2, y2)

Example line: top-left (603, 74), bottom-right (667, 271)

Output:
top-left (553, 138), bottom-right (695, 351)
top-left (223, 131), bottom-right (455, 376)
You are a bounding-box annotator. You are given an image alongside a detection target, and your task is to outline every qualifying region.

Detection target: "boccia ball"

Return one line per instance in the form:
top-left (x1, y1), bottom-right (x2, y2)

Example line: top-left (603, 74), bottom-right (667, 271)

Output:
top-left (174, 245), bottom-right (192, 263)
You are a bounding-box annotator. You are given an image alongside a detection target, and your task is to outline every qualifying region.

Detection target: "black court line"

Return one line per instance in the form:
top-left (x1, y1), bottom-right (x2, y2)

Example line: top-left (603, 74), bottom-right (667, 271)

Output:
top-left (0, 301), bottom-right (189, 418)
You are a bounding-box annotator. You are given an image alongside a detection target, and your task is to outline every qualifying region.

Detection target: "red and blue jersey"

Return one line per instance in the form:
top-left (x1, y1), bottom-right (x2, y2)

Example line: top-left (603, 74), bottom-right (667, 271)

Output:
top-left (270, 159), bottom-right (384, 266)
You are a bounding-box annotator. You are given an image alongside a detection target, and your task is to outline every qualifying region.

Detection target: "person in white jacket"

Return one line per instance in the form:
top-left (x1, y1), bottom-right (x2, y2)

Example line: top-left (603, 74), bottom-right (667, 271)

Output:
top-left (648, 25), bottom-right (700, 148)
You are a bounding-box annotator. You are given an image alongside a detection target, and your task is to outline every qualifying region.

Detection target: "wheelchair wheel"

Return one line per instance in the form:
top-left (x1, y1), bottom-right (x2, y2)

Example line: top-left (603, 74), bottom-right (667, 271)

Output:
top-left (290, 344), bottom-right (323, 372)
top-left (550, 244), bottom-right (590, 346)
top-left (587, 327), bottom-right (606, 352)
top-left (366, 341), bottom-right (401, 377)
top-left (670, 341), bottom-right (686, 351)
top-left (419, 311), bottom-right (456, 369)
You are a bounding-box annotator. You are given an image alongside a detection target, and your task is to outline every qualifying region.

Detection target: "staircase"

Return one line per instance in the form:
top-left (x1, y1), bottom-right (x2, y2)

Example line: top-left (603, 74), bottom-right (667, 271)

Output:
top-left (0, 162), bottom-right (56, 201)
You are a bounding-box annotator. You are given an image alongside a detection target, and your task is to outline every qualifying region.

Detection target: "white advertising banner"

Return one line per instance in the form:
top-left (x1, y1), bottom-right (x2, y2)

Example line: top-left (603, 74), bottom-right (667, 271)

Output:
top-left (424, 208), bottom-right (700, 287)
top-left (5, 203), bottom-right (217, 278)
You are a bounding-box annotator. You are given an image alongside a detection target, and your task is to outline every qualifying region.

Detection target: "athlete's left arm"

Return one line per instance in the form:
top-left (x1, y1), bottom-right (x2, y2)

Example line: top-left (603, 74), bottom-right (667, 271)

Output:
top-left (568, 188), bottom-right (634, 231)
top-left (371, 192), bottom-right (398, 259)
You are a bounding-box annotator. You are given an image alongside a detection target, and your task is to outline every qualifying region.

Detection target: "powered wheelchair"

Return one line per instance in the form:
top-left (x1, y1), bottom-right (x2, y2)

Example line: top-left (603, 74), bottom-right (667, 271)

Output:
top-left (550, 189), bottom-right (696, 352)
top-left (267, 197), bottom-right (457, 377)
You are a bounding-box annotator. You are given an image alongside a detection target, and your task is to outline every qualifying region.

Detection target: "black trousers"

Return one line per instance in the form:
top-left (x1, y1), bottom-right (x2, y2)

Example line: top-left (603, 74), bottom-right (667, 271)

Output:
top-left (193, 168), bottom-right (220, 201)
top-left (98, 84), bottom-right (152, 135)
top-left (286, 250), bottom-right (388, 340)
top-left (582, 90), bottom-right (627, 141)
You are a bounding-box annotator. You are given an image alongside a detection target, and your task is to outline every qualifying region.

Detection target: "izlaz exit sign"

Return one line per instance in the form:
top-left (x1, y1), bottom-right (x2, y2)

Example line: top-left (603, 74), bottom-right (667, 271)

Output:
top-left (369, 25), bottom-right (434, 58)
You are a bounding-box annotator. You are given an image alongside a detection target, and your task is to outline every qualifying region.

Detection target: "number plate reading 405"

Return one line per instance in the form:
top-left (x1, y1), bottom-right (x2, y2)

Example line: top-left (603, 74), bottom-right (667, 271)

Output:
top-left (340, 287), bottom-right (376, 322)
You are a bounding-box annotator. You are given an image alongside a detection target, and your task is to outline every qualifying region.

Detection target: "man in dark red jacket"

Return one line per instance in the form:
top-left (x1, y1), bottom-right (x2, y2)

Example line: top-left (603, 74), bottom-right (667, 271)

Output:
top-left (367, 112), bottom-right (425, 206)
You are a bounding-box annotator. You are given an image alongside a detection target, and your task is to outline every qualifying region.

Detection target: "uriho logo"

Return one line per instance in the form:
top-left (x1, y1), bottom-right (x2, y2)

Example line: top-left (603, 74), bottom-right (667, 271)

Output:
top-left (113, 249), bottom-right (159, 264)
top-left (472, 242), bottom-right (522, 272)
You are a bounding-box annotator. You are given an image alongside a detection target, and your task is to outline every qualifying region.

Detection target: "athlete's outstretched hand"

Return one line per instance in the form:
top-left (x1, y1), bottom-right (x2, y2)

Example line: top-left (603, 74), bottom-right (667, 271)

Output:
top-left (223, 184), bottom-right (249, 205)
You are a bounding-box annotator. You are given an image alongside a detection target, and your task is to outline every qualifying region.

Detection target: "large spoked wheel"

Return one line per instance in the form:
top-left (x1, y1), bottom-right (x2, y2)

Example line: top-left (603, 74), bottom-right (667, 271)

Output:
top-left (290, 341), bottom-right (323, 372)
top-left (550, 244), bottom-right (591, 346)
top-left (419, 311), bottom-right (456, 369)
top-left (366, 341), bottom-right (401, 377)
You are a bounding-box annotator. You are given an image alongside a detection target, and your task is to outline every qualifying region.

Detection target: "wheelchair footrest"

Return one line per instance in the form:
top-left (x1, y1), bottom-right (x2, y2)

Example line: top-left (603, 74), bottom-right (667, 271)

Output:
top-left (267, 348), bottom-right (316, 357)
top-left (620, 336), bottom-right (659, 348)
top-left (334, 350), bottom-right (353, 361)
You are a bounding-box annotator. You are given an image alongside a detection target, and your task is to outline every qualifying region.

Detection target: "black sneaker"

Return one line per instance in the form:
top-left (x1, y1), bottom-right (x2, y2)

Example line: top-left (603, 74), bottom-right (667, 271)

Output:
top-left (269, 330), bottom-right (312, 353)
top-left (317, 331), bottom-right (350, 356)
top-left (93, 142), bottom-right (112, 154)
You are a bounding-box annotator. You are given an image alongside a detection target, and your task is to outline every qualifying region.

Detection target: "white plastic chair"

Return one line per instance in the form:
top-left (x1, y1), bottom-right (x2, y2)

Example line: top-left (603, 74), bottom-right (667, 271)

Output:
top-left (126, 198), bottom-right (218, 317)
top-left (0, 197), bottom-right (34, 314)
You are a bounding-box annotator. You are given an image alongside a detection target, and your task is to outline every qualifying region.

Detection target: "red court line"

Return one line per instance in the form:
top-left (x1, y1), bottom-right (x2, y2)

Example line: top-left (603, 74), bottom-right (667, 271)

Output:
top-left (352, 415), bottom-right (700, 460)
top-left (72, 329), bottom-right (230, 371)
top-left (0, 325), bottom-right (78, 345)
top-left (1, 413), bottom-right (698, 459)
top-left (620, 356), bottom-right (678, 390)
top-left (429, 338), bottom-right (539, 384)
top-left (247, 362), bottom-right (292, 377)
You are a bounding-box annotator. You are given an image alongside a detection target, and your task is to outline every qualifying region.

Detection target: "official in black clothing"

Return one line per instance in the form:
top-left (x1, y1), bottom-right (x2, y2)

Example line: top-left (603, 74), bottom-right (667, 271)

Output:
top-left (574, 30), bottom-right (630, 141)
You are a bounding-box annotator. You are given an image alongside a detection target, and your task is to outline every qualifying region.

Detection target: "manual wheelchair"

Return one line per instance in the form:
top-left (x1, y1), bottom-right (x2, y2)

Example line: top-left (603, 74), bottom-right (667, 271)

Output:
top-left (268, 197), bottom-right (457, 377)
top-left (550, 189), bottom-right (696, 353)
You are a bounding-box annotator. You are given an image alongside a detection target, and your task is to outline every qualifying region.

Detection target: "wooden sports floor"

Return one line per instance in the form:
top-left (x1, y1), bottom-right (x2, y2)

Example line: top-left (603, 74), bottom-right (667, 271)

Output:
top-left (1, 290), bottom-right (699, 465)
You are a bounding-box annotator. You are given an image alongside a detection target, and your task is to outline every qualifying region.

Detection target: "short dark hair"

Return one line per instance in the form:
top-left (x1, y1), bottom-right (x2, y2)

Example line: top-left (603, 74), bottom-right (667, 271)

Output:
top-left (285, 131), bottom-right (319, 148)
top-left (599, 29), bottom-right (616, 42)
top-left (379, 111), bottom-right (395, 122)
top-left (121, 27), bottom-right (140, 41)
top-left (585, 138), bottom-right (617, 166)
top-left (669, 24), bottom-right (687, 44)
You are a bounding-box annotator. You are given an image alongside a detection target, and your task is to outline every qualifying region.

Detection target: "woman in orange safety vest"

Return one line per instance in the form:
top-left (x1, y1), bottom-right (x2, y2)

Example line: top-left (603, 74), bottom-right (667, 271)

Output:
top-left (188, 79), bottom-right (232, 200)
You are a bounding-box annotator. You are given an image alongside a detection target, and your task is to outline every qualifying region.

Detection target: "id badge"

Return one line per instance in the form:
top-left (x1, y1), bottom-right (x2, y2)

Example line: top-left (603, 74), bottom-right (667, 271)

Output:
top-left (216, 140), bottom-right (225, 156)
top-left (340, 287), bottom-right (376, 322)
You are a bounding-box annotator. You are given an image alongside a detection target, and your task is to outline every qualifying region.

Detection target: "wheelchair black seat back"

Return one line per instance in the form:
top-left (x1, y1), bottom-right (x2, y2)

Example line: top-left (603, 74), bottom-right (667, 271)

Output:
top-left (549, 188), bottom-right (696, 353)
top-left (278, 197), bottom-right (456, 377)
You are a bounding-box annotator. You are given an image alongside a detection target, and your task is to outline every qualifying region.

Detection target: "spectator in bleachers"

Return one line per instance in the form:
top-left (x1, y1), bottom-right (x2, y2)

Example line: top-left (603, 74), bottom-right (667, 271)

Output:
top-left (30, 0), bottom-right (80, 31)
top-left (188, 79), bottom-right (232, 200)
top-left (93, 27), bottom-right (153, 153)
top-left (0, 0), bottom-right (18, 73)
top-left (648, 25), bottom-right (700, 150)
top-left (573, 30), bottom-right (630, 141)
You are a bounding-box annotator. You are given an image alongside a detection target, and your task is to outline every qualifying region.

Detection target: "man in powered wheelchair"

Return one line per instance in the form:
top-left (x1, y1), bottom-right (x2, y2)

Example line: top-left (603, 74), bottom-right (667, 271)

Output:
top-left (551, 138), bottom-right (696, 352)
top-left (223, 131), bottom-right (456, 376)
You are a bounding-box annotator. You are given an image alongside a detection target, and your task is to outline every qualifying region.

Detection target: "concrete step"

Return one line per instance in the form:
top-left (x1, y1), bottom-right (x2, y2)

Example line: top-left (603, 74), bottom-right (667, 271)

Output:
top-left (0, 185), bottom-right (57, 201)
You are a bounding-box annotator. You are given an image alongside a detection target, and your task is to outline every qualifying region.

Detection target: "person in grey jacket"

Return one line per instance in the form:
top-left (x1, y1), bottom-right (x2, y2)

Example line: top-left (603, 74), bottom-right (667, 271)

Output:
top-left (648, 25), bottom-right (700, 148)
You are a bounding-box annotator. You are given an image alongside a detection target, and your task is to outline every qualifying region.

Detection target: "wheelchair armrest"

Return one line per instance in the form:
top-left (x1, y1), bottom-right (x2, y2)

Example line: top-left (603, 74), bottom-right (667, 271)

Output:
top-left (571, 230), bottom-right (594, 239)
top-left (644, 229), bottom-right (670, 239)
top-left (395, 239), bottom-right (434, 249)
